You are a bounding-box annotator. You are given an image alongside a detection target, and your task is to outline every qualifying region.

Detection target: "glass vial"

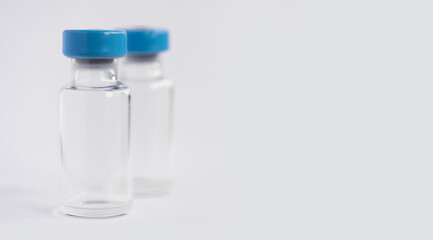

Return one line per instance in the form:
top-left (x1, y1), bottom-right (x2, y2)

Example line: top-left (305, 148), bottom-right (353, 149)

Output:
top-left (59, 30), bottom-right (132, 217)
top-left (119, 29), bottom-right (174, 196)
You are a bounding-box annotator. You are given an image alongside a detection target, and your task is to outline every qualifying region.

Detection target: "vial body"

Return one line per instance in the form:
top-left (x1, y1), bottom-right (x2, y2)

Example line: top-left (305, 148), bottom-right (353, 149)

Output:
top-left (59, 59), bottom-right (132, 217)
top-left (120, 55), bottom-right (174, 196)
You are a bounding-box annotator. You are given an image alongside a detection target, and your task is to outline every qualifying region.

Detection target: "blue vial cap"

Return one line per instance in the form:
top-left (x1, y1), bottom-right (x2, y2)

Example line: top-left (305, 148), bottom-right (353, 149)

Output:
top-left (124, 28), bottom-right (169, 55)
top-left (63, 30), bottom-right (127, 59)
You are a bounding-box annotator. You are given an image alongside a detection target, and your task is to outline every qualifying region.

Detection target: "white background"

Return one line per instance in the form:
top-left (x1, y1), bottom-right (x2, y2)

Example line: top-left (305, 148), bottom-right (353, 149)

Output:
top-left (0, 0), bottom-right (433, 238)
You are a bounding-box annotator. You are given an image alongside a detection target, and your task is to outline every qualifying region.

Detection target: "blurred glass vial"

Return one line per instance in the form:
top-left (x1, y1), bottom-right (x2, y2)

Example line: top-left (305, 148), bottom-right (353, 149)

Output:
top-left (119, 28), bottom-right (175, 197)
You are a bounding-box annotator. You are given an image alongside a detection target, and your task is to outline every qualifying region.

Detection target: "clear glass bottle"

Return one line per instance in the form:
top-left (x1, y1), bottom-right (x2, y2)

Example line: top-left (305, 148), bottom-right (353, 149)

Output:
top-left (119, 29), bottom-right (174, 196)
top-left (59, 30), bottom-right (132, 217)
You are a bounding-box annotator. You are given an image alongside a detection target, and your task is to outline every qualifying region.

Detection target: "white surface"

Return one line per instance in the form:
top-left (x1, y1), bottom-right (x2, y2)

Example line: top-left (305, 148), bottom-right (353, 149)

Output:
top-left (1, 0), bottom-right (433, 238)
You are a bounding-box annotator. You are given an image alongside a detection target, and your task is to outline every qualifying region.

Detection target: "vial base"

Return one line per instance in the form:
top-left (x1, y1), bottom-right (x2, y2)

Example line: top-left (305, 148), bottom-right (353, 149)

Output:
top-left (59, 195), bottom-right (132, 218)
top-left (134, 178), bottom-right (173, 197)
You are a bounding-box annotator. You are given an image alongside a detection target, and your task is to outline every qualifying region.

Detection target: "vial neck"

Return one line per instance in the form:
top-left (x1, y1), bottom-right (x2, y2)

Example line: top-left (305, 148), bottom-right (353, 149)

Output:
top-left (72, 59), bottom-right (119, 88)
top-left (119, 54), bottom-right (163, 81)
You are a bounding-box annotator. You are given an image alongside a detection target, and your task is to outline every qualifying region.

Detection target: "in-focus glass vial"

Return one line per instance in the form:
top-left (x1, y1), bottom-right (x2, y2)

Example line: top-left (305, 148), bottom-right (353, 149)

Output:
top-left (59, 30), bottom-right (132, 217)
top-left (119, 28), bottom-right (174, 196)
